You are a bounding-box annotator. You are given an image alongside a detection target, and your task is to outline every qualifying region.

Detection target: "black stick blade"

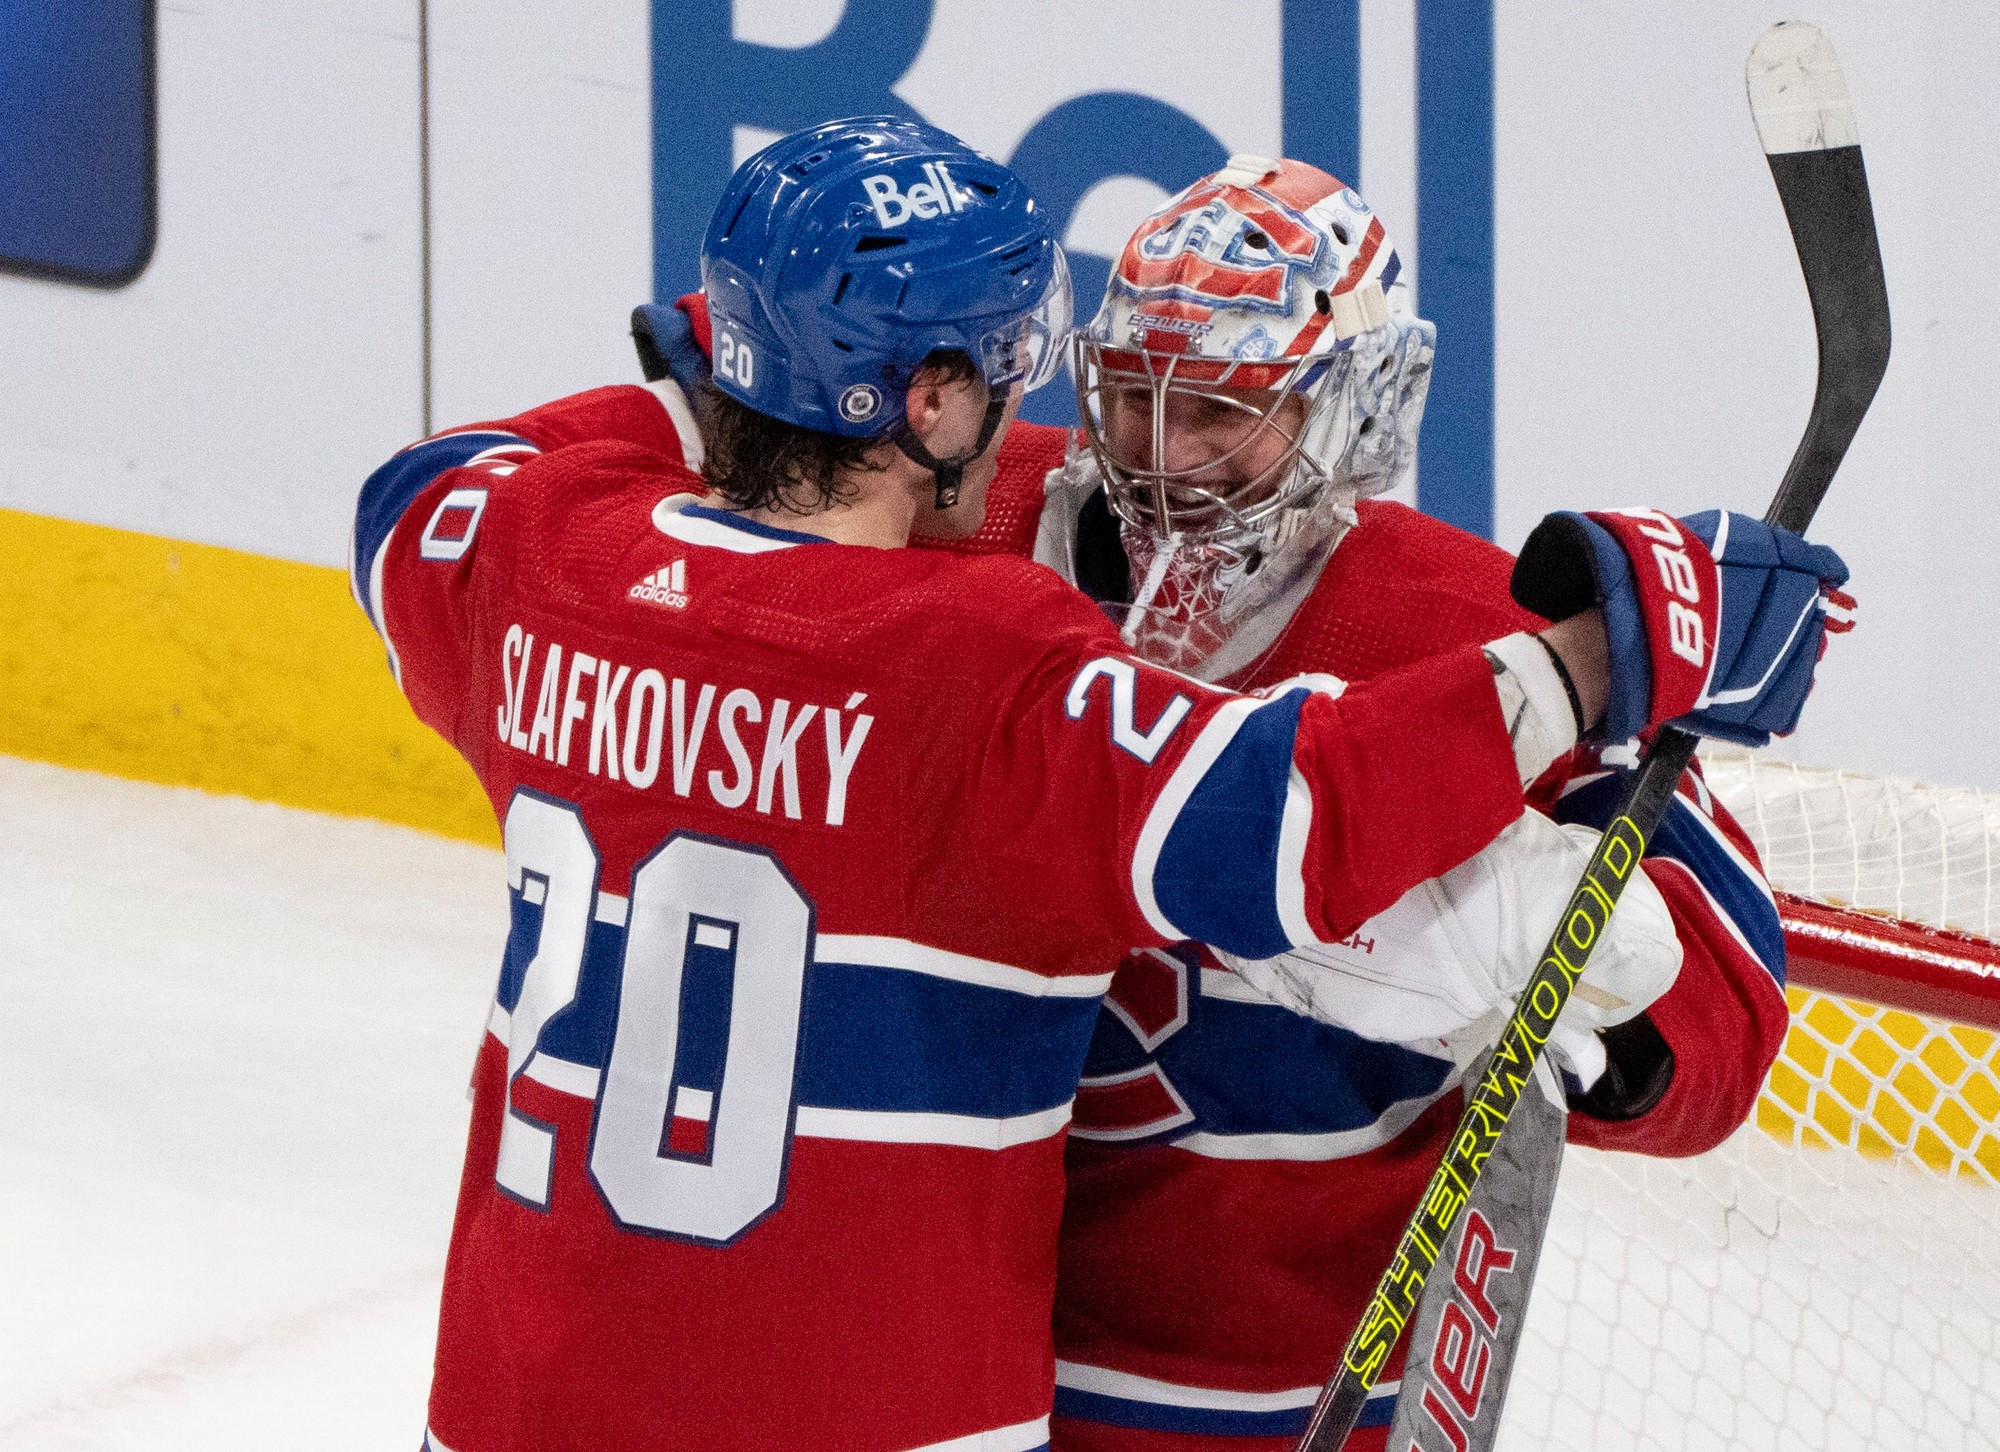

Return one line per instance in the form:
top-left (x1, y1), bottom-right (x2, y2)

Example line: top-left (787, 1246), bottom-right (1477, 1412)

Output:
top-left (1747, 23), bottom-right (1891, 533)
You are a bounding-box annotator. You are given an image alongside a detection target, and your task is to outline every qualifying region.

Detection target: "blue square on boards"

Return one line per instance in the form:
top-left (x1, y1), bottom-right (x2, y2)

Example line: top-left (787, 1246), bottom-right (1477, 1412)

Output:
top-left (0, 0), bottom-right (155, 287)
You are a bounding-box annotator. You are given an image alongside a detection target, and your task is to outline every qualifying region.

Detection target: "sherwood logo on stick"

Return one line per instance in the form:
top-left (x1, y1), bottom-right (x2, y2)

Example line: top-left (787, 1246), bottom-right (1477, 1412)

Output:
top-left (861, 162), bottom-right (976, 228)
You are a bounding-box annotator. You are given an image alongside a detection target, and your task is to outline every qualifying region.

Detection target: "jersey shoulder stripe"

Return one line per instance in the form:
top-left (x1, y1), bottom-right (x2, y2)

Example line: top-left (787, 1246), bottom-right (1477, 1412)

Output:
top-left (350, 428), bottom-right (538, 635)
top-left (1138, 685), bottom-right (1314, 955)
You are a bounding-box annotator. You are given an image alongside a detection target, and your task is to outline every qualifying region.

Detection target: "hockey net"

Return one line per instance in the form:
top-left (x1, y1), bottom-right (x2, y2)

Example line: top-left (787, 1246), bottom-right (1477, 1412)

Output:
top-left (1501, 750), bottom-right (2000, 1452)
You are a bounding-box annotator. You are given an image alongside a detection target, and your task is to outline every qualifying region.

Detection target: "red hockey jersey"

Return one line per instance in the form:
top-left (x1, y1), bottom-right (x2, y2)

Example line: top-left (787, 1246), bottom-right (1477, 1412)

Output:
top-left (350, 385), bottom-right (1534, 1452)
top-left (1023, 494), bottom-right (1791, 1452)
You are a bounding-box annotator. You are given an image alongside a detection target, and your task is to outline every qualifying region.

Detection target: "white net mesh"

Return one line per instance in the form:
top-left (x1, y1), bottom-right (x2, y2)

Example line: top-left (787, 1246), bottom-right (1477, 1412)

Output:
top-left (1498, 751), bottom-right (2000, 1451)
top-left (1701, 751), bottom-right (2000, 939)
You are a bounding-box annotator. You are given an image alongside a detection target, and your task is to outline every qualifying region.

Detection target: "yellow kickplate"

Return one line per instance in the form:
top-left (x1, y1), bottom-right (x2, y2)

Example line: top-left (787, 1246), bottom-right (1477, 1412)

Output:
top-left (0, 508), bottom-right (496, 845)
top-left (1759, 985), bottom-right (2000, 1183)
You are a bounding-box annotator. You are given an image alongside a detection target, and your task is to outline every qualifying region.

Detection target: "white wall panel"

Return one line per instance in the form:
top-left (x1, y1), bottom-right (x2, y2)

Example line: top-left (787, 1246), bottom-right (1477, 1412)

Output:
top-left (426, 0), bottom-right (653, 429)
top-left (1494, 4), bottom-right (2000, 787)
top-left (0, 1), bottom-right (422, 568)
top-left (0, 1), bottom-right (1989, 785)
top-left (894, 0), bottom-right (1283, 166)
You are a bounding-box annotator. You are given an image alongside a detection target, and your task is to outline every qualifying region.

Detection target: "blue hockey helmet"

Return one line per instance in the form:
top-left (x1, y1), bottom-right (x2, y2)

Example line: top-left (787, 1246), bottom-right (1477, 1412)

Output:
top-left (700, 117), bottom-right (1070, 469)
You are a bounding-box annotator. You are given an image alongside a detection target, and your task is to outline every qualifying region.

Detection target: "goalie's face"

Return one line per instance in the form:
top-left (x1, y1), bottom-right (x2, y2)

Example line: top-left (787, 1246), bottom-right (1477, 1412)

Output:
top-left (1095, 377), bottom-right (1309, 531)
top-left (1077, 340), bottom-right (1351, 552)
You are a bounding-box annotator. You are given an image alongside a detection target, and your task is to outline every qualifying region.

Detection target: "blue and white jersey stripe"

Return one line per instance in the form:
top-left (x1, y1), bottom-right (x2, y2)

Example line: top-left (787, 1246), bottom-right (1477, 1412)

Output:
top-left (1135, 685), bottom-right (1320, 959)
top-left (1076, 956), bottom-right (1457, 1158)
top-left (1053, 1361), bottom-right (1397, 1438)
top-left (491, 882), bottom-right (1109, 1150)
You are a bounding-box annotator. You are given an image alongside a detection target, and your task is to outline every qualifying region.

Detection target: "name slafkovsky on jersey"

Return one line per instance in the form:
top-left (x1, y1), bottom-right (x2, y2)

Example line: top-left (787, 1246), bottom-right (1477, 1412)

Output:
top-left (495, 624), bottom-right (874, 828)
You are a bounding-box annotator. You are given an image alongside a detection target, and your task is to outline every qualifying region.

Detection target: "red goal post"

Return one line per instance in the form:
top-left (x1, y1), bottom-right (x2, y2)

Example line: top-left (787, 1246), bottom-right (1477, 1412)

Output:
top-left (1704, 746), bottom-right (2000, 1030)
top-left (1781, 893), bottom-right (2000, 1034)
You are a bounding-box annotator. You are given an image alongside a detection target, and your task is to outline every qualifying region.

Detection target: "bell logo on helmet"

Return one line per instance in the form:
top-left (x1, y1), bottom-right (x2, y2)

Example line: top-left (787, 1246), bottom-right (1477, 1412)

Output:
top-left (838, 384), bottom-right (882, 424)
top-left (696, 118), bottom-right (1067, 440)
top-left (860, 162), bottom-right (976, 229)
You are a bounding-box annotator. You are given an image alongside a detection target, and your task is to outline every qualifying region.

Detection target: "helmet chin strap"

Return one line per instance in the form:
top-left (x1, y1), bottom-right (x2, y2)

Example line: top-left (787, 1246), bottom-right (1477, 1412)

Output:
top-left (895, 384), bottom-right (1010, 509)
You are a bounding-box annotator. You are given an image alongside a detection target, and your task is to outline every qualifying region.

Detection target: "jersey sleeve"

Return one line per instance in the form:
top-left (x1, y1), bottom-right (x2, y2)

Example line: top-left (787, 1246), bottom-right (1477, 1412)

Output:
top-left (349, 387), bottom-right (697, 740)
top-left (962, 592), bottom-right (1528, 963)
top-left (1546, 751), bottom-right (1792, 1156)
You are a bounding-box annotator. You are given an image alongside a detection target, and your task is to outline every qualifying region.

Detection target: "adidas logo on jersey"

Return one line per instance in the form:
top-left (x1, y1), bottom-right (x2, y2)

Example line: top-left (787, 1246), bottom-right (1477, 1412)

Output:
top-left (629, 559), bottom-right (689, 610)
top-left (861, 162), bottom-right (975, 229)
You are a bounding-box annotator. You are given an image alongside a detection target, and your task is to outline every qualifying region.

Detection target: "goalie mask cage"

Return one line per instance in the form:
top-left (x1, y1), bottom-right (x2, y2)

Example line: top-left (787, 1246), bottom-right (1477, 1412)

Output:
top-left (1500, 749), bottom-right (2000, 1452)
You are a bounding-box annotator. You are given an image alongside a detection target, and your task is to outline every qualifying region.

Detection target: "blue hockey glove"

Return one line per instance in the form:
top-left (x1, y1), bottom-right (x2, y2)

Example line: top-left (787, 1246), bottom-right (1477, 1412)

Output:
top-left (1512, 506), bottom-right (1851, 747)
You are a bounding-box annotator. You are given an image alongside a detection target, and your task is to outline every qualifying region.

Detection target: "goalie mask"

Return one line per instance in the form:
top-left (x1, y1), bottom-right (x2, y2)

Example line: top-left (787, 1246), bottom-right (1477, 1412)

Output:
top-left (1072, 156), bottom-right (1434, 677)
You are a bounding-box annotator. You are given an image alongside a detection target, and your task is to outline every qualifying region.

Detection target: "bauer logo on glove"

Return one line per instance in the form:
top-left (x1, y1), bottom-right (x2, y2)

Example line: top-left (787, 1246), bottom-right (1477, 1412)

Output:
top-left (1511, 505), bottom-right (1851, 748)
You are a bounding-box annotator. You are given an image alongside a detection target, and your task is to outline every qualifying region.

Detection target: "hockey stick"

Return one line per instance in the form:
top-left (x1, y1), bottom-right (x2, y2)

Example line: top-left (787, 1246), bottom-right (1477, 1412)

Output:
top-left (1294, 22), bottom-right (1890, 1450)
top-left (1379, 1047), bottom-right (1567, 1450)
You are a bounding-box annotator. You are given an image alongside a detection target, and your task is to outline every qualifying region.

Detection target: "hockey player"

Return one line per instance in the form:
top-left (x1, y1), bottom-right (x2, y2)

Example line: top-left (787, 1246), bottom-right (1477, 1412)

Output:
top-left (356, 115), bottom-right (1846, 1451)
top-left (967, 157), bottom-right (1823, 1451)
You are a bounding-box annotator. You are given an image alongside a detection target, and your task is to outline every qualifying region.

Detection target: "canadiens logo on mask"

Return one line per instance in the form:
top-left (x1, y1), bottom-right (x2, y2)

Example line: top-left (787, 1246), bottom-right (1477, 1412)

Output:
top-left (1118, 182), bottom-right (1326, 323)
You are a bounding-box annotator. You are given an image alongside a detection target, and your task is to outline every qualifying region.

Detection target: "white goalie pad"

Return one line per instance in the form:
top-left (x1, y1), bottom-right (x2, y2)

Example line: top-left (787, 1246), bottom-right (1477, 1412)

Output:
top-left (1222, 812), bottom-right (1682, 1087)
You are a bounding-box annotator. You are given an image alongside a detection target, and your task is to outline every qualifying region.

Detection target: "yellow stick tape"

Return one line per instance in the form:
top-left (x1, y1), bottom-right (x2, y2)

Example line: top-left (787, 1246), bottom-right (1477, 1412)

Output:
top-left (0, 508), bottom-right (496, 845)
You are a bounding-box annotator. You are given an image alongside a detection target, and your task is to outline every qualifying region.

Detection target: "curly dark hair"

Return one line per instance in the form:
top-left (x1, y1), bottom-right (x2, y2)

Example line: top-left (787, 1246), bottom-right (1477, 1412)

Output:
top-left (700, 350), bottom-right (980, 515)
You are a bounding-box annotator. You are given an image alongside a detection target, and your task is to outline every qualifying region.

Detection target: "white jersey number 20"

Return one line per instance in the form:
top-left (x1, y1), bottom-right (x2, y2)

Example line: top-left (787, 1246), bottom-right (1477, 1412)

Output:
top-left (494, 792), bottom-right (811, 1245)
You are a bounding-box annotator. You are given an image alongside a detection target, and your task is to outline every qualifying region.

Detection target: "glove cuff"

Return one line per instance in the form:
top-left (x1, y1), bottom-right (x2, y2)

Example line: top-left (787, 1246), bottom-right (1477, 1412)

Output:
top-left (1511, 510), bottom-right (1602, 622)
top-left (1583, 509), bottom-right (1718, 735)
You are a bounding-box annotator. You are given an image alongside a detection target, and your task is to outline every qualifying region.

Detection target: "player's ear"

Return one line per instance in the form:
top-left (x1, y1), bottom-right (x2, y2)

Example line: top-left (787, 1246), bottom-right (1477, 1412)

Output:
top-left (902, 375), bottom-right (951, 445)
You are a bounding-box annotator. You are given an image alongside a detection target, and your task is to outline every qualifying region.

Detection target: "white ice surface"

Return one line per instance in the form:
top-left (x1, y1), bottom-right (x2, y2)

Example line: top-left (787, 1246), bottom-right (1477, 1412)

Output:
top-left (0, 759), bottom-right (505, 1450)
